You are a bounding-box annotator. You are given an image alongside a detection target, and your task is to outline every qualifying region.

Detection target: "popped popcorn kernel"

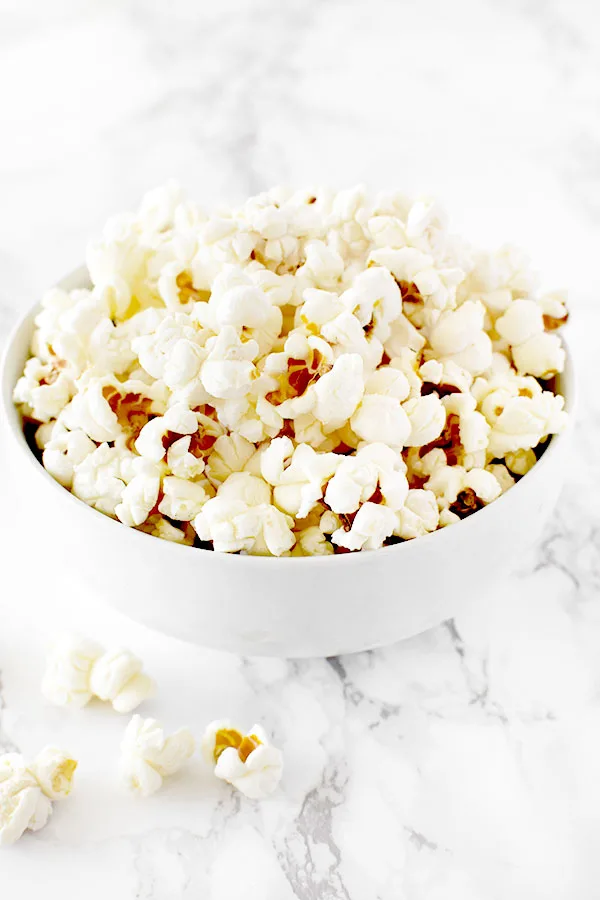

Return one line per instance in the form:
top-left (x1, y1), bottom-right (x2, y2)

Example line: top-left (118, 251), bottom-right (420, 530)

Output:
top-left (14, 184), bottom-right (569, 555)
top-left (202, 720), bottom-right (283, 799)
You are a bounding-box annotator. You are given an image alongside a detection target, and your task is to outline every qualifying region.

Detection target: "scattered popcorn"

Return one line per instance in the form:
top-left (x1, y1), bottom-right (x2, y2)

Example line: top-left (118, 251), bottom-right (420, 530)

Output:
top-left (0, 748), bottom-right (76, 846)
top-left (120, 715), bottom-right (195, 797)
top-left (42, 634), bottom-right (155, 713)
top-left (15, 185), bottom-right (569, 554)
top-left (201, 720), bottom-right (283, 799)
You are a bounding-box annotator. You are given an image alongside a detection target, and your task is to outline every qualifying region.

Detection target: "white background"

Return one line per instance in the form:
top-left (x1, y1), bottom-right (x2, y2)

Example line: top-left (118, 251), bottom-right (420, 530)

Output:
top-left (1, 1), bottom-right (599, 898)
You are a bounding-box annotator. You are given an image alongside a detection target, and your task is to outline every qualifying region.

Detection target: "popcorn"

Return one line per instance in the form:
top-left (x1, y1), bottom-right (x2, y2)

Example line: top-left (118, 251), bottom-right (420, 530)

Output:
top-left (42, 427), bottom-right (96, 489)
top-left (71, 444), bottom-right (131, 516)
top-left (42, 634), bottom-right (155, 713)
top-left (15, 185), bottom-right (569, 554)
top-left (158, 475), bottom-right (211, 521)
top-left (313, 354), bottom-right (365, 430)
top-left (135, 403), bottom-right (198, 462)
top-left (200, 326), bottom-right (259, 399)
top-left (202, 720), bottom-right (283, 799)
top-left (402, 394), bottom-right (446, 447)
top-left (351, 394), bottom-right (411, 447)
top-left (193, 473), bottom-right (294, 556)
top-left (495, 299), bottom-right (565, 378)
top-left (428, 301), bottom-right (493, 374)
top-left (0, 748), bottom-right (76, 846)
top-left (324, 443), bottom-right (408, 514)
top-left (13, 357), bottom-right (74, 423)
top-left (331, 502), bottom-right (398, 551)
top-left (260, 437), bottom-right (340, 518)
top-left (426, 465), bottom-right (502, 515)
top-left (120, 715), bottom-right (195, 797)
top-left (395, 489), bottom-right (439, 539)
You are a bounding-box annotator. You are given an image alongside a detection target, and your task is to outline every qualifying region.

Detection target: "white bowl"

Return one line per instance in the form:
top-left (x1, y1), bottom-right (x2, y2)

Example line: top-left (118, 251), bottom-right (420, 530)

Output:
top-left (1, 268), bottom-right (575, 658)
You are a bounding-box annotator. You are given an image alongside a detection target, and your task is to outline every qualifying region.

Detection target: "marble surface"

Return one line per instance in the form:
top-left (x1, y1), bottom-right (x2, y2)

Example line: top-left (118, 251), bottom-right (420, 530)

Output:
top-left (1, 0), bottom-right (599, 897)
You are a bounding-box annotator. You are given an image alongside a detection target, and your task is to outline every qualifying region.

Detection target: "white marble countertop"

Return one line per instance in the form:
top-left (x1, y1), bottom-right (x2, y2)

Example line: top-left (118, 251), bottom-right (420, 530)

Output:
top-left (1, 1), bottom-right (599, 897)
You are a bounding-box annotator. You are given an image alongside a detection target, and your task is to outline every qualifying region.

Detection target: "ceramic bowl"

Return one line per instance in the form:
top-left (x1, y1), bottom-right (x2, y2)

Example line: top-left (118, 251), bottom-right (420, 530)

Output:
top-left (1, 268), bottom-right (575, 657)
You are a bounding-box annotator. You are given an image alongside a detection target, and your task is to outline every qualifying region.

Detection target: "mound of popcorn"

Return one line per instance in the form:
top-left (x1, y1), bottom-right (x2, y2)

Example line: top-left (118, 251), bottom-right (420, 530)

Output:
top-left (14, 184), bottom-right (569, 555)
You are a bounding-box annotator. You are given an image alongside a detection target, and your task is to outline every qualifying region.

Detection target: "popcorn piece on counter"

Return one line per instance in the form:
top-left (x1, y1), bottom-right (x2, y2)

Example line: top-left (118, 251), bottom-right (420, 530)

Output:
top-left (42, 634), bottom-right (155, 713)
top-left (0, 748), bottom-right (77, 846)
top-left (201, 720), bottom-right (283, 800)
top-left (121, 715), bottom-right (195, 797)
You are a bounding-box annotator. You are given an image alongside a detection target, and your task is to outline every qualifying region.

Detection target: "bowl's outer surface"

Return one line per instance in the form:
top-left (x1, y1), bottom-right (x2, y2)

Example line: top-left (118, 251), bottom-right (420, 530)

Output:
top-left (1, 269), bottom-right (574, 657)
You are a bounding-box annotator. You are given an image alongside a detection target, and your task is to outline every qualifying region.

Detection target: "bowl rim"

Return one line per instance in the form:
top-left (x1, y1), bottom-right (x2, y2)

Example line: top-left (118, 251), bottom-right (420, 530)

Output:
top-left (0, 268), bottom-right (576, 568)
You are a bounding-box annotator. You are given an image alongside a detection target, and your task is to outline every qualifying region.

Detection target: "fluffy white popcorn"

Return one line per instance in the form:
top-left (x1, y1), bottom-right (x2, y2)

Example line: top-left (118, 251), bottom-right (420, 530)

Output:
top-left (201, 720), bottom-right (283, 800)
top-left (504, 448), bottom-right (537, 475)
top-left (42, 427), bottom-right (96, 489)
top-left (351, 393), bottom-right (411, 447)
top-left (331, 502), bottom-right (398, 551)
top-left (115, 466), bottom-right (162, 527)
top-left (395, 489), bottom-right (439, 539)
top-left (403, 394), bottom-right (446, 447)
top-left (193, 472), bottom-right (294, 555)
top-left (487, 392), bottom-right (567, 456)
top-left (13, 357), bottom-right (74, 423)
top-left (166, 436), bottom-right (206, 479)
top-left (260, 437), bottom-right (340, 518)
top-left (426, 465), bottom-right (502, 511)
top-left (442, 393), bottom-right (490, 455)
top-left (204, 433), bottom-right (255, 485)
top-left (340, 266), bottom-right (401, 341)
top-left (71, 444), bottom-right (130, 516)
top-left (121, 715), bottom-right (195, 797)
top-left (132, 313), bottom-right (206, 389)
top-left (158, 475), bottom-right (211, 521)
top-left (42, 634), bottom-right (155, 713)
top-left (0, 749), bottom-right (76, 846)
top-left (15, 184), bottom-right (569, 555)
top-left (495, 299), bottom-right (565, 378)
top-left (313, 353), bottom-right (365, 430)
top-left (325, 443), bottom-right (408, 514)
top-left (200, 326), bottom-right (259, 399)
top-left (428, 301), bottom-right (493, 374)
top-left (135, 403), bottom-right (198, 462)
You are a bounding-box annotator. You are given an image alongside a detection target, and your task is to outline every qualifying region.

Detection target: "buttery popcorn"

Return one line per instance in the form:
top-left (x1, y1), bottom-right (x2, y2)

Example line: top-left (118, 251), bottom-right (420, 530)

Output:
top-left (15, 185), bottom-right (569, 555)
top-left (0, 747), bottom-right (77, 846)
top-left (201, 720), bottom-right (283, 800)
top-left (42, 634), bottom-right (155, 713)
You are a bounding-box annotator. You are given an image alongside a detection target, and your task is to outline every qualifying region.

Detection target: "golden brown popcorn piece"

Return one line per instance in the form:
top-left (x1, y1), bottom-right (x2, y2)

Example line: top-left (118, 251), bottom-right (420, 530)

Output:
top-left (102, 386), bottom-right (155, 450)
top-left (176, 271), bottom-right (210, 304)
top-left (543, 311), bottom-right (569, 331)
top-left (266, 349), bottom-right (331, 406)
top-left (419, 413), bottom-right (462, 467)
top-left (449, 488), bottom-right (484, 519)
top-left (212, 727), bottom-right (263, 764)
